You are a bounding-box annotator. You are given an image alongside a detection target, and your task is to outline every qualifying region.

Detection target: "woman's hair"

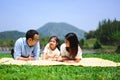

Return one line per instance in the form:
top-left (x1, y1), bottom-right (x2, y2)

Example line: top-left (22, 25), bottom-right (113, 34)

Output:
top-left (65, 33), bottom-right (79, 59)
top-left (49, 36), bottom-right (60, 50)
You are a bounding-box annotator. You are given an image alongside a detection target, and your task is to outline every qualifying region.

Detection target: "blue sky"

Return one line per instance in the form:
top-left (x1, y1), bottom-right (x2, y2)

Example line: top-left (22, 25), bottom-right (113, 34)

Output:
top-left (0, 0), bottom-right (120, 32)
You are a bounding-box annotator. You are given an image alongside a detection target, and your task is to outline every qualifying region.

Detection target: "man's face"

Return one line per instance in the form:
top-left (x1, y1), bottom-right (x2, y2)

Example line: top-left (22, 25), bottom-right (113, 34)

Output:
top-left (28, 34), bottom-right (39, 47)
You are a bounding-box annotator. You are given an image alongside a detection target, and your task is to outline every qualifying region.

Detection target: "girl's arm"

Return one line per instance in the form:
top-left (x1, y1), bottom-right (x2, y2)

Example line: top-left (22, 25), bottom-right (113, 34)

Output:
top-left (42, 53), bottom-right (48, 60)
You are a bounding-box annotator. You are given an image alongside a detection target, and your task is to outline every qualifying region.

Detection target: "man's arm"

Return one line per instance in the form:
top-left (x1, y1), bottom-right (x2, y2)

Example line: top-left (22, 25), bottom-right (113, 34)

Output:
top-left (17, 56), bottom-right (34, 61)
top-left (32, 42), bottom-right (40, 60)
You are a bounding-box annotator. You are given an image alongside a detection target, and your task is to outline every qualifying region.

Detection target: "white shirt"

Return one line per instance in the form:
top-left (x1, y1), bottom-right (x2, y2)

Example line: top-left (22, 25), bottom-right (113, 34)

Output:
top-left (43, 43), bottom-right (60, 58)
top-left (60, 43), bottom-right (82, 59)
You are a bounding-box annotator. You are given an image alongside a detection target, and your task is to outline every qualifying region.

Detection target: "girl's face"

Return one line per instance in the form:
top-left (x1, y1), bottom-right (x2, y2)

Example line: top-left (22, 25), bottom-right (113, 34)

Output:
top-left (65, 39), bottom-right (70, 47)
top-left (49, 38), bottom-right (57, 50)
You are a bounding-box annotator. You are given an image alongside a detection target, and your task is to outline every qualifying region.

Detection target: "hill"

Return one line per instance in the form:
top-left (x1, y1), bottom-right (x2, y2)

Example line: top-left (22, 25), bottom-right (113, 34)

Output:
top-left (0, 22), bottom-right (86, 40)
top-left (37, 22), bottom-right (86, 40)
top-left (0, 31), bottom-right (25, 40)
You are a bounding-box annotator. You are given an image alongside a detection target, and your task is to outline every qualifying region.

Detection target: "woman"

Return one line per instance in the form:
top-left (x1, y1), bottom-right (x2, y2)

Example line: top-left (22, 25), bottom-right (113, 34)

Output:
top-left (60, 33), bottom-right (82, 63)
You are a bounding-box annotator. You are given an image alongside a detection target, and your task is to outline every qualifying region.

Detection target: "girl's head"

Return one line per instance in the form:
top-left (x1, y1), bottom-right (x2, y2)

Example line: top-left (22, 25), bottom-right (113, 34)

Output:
top-left (49, 36), bottom-right (60, 50)
top-left (65, 33), bottom-right (79, 58)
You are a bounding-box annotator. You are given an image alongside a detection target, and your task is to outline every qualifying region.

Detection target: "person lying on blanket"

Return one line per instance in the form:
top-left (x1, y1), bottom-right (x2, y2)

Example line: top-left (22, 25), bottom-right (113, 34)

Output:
top-left (42, 36), bottom-right (60, 61)
top-left (12, 29), bottom-right (40, 61)
top-left (59, 33), bottom-right (82, 63)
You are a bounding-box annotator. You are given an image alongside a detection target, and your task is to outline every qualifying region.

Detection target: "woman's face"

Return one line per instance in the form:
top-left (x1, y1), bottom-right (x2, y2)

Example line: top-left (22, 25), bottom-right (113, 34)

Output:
top-left (49, 38), bottom-right (57, 50)
top-left (65, 39), bottom-right (70, 47)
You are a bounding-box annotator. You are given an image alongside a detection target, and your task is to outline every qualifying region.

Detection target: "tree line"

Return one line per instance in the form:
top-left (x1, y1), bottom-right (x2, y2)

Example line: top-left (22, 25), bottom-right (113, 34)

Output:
top-left (85, 19), bottom-right (120, 52)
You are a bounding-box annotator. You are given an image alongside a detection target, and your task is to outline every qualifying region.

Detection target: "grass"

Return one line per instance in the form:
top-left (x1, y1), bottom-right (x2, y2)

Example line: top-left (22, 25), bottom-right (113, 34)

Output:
top-left (0, 53), bottom-right (120, 80)
top-left (83, 38), bottom-right (117, 50)
top-left (0, 53), bottom-right (11, 58)
top-left (0, 65), bottom-right (119, 80)
top-left (83, 53), bottom-right (120, 62)
top-left (84, 38), bottom-right (96, 48)
top-left (1, 53), bottom-right (120, 62)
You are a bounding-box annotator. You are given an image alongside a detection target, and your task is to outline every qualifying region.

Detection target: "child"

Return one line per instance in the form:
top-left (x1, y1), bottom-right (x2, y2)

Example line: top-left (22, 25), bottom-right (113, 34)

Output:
top-left (60, 33), bottom-right (82, 63)
top-left (42, 36), bottom-right (60, 61)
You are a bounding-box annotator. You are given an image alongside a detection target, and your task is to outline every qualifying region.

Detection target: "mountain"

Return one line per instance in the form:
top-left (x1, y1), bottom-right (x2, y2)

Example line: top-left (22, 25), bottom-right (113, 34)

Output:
top-left (0, 31), bottom-right (25, 40)
top-left (0, 22), bottom-right (86, 40)
top-left (37, 22), bottom-right (86, 40)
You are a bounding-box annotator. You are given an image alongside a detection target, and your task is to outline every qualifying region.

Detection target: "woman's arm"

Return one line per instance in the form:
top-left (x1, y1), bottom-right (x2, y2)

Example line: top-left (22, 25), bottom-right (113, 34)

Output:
top-left (58, 56), bottom-right (81, 63)
top-left (74, 58), bottom-right (81, 62)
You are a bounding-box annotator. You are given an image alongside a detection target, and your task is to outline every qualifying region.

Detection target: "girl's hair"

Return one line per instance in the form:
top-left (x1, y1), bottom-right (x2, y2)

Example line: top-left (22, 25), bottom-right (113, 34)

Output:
top-left (49, 36), bottom-right (60, 50)
top-left (65, 33), bottom-right (79, 59)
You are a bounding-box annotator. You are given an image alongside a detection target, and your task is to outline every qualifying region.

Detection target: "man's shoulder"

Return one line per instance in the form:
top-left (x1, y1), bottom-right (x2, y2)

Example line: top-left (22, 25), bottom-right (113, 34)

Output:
top-left (16, 37), bottom-right (26, 43)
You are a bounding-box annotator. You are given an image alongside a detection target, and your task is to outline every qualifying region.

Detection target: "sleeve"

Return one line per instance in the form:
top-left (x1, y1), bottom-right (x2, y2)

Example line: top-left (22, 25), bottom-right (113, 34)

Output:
top-left (33, 42), bottom-right (40, 60)
top-left (75, 46), bottom-right (82, 59)
top-left (54, 49), bottom-right (60, 57)
top-left (60, 44), bottom-right (66, 56)
top-left (14, 39), bottom-right (22, 60)
top-left (43, 43), bottom-right (49, 54)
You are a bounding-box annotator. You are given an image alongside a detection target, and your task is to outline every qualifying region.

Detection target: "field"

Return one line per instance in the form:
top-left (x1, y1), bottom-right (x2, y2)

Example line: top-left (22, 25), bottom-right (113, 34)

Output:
top-left (0, 53), bottom-right (120, 80)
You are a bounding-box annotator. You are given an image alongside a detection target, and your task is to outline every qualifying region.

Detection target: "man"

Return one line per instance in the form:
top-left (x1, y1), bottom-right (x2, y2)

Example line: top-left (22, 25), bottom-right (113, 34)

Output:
top-left (13, 29), bottom-right (40, 61)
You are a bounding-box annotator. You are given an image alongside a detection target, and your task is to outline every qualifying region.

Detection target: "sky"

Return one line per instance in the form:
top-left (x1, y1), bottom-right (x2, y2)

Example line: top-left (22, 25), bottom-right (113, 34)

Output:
top-left (0, 0), bottom-right (120, 32)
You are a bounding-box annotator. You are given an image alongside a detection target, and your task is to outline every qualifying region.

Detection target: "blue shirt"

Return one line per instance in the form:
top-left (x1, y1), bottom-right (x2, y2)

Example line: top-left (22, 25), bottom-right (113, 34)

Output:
top-left (14, 37), bottom-right (40, 60)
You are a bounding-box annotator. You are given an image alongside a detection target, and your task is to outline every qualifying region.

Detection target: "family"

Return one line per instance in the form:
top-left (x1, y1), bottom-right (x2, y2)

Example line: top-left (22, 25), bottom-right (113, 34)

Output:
top-left (11, 29), bottom-right (82, 63)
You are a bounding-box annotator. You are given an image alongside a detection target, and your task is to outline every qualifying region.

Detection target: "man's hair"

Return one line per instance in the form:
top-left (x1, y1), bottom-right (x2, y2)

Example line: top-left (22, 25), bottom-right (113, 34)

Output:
top-left (26, 29), bottom-right (39, 40)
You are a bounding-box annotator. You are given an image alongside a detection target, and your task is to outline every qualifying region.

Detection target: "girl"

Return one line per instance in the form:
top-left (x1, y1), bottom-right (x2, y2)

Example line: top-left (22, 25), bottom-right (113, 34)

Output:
top-left (60, 33), bottom-right (82, 63)
top-left (42, 36), bottom-right (60, 61)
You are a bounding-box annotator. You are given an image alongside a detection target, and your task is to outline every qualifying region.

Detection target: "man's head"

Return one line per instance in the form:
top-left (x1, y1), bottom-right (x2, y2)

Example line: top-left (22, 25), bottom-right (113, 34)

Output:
top-left (26, 29), bottom-right (39, 47)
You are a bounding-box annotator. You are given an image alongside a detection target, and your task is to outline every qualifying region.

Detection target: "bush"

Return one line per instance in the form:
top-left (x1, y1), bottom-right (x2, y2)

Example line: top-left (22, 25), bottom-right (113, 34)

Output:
top-left (83, 43), bottom-right (90, 49)
top-left (116, 46), bottom-right (120, 53)
top-left (79, 39), bottom-right (84, 49)
top-left (93, 40), bottom-right (102, 49)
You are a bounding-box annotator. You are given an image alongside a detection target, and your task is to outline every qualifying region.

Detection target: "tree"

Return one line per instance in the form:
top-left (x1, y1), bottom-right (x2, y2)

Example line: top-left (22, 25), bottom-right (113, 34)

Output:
top-left (79, 39), bottom-right (84, 49)
top-left (40, 36), bottom-right (49, 49)
top-left (93, 40), bottom-right (102, 49)
top-left (95, 19), bottom-right (120, 45)
top-left (85, 31), bottom-right (96, 39)
top-left (112, 31), bottom-right (120, 53)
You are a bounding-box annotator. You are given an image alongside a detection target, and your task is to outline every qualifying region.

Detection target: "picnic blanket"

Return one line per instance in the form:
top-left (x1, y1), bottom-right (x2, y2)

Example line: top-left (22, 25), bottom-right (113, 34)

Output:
top-left (0, 58), bottom-right (120, 67)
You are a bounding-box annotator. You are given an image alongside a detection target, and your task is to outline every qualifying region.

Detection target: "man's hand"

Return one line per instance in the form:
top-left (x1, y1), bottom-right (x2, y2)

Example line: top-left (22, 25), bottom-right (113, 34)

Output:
top-left (17, 56), bottom-right (35, 61)
top-left (28, 56), bottom-right (34, 60)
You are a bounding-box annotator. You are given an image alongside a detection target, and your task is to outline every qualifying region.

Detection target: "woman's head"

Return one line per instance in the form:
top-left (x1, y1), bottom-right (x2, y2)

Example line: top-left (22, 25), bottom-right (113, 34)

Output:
top-left (65, 33), bottom-right (79, 48)
top-left (65, 33), bottom-right (79, 58)
top-left (49, 36), bottom-right (60, 50)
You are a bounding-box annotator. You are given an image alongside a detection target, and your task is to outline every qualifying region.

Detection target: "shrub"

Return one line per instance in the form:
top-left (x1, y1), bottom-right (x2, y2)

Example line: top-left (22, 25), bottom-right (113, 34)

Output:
top-left (93, 40), bottom-right (102, 49)
top-left (116, 46), bottom-right (120, 53)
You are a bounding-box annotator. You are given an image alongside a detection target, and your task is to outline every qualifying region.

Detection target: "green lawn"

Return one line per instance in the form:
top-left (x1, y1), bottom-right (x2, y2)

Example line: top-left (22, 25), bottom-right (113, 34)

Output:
top-left (0, 65), bottom-right (119, 80)
top-left (0, 53), bottom-right (12, 58)
top-left (83, 53), bottom-right (120, 62)
top-left (0, 53), bottom-right (120, 80)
